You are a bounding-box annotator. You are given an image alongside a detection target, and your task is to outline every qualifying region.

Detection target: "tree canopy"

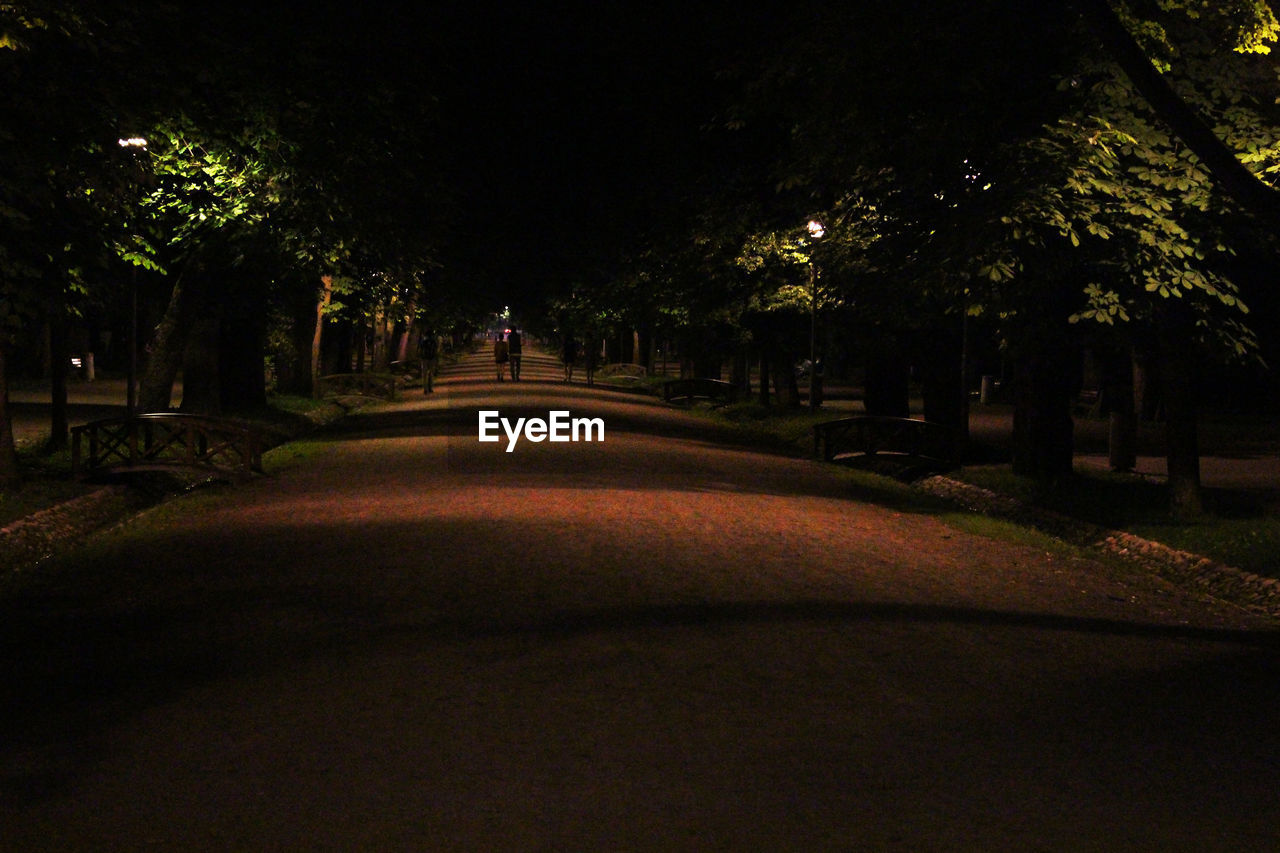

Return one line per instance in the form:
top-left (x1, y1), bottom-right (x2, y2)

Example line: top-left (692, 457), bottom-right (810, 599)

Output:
top-left (3, 0), bottom-right (1279, 511)
top-left (567, 0), bottom-right (1280, 511)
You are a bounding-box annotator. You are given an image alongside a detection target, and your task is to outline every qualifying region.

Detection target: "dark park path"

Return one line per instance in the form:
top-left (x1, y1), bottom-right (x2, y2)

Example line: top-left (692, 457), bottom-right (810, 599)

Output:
top-left (3, 347), bottom-right (1280, 850)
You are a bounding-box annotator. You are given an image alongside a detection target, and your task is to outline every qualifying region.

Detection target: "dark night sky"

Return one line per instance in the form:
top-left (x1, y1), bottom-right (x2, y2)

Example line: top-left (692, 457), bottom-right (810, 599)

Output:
top-left (256, 1), bottom-right (791, 313)
top-left (428, 4), bottom-right (766, 307)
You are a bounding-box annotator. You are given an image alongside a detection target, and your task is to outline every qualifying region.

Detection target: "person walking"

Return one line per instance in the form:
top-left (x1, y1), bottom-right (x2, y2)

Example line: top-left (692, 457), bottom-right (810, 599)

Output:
top-left (507, 329), bottom-right (523, 381)
top-left (562, 333), bottom-right (579, 383)
top-left (584, 331), bottom-right (599, 387)
top-left (419, 329), bottom-right (439, 393)
top-left (493, 332), bottom-right (509, 381)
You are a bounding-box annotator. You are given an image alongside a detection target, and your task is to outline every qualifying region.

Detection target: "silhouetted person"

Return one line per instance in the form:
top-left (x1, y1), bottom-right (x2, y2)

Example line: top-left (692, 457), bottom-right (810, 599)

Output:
top-left (494, 332), bottom-right (509, 381)
top-left (584, 331), bottom-right (599, 386)
top-left (419, 329), bottom-right (439, 393)
top-left (507, 329), bottom-right (523, 381)
top-left (562, 334), bottom-right (579, 383)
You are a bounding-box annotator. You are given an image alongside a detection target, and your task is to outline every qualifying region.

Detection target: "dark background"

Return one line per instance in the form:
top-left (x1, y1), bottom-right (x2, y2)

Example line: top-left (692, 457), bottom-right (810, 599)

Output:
top-left (228, 1), bottom-right (795, 313)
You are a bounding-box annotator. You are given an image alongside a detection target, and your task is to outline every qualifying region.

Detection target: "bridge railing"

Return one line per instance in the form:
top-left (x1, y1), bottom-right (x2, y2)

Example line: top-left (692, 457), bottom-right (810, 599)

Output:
top-left (71, 413), bottom-right (264, 477)
top-left (662, 378), bottom-right (739, 406)
top-left (813, 415), bottom-right (954, 471)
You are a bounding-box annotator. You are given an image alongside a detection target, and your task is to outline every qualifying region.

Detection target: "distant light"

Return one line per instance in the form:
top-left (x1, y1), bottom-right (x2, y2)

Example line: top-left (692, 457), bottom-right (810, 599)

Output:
top-left (806, 219), bottom-right (825, 239)
top-left (118, 137), bottom-right (148, 148)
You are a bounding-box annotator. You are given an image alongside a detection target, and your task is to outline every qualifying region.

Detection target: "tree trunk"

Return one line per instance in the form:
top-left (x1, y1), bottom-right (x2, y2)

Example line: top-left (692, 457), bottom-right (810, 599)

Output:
top-left (1011, 341), bottom-right (1078, 485)
top-left (770, 345), bottom-right (800, 408)
top-left (46, 292), bottom-right (70, 452)
top-left (181, 291), bottom-right (223, 416)
top-left (758, 349), bottom-right (770, 406)
top-left (311, 276), bottom-right (332, 395)
top-left (0, 346), bottom-right (19, 488)
top-left (1163, 376), bottom-right (1203, 518)
top-left (1103, 345), bottom-right (1137, 472)
top-left (355, 314), bottom-right (368, 374)
top-left (1077, 0), bottom-right (1280, 226)
top-left (394, 314), bottom-right (412, 364)
top-left (275, 273), bottom-right (324, 397)
top-left (219, 291), bottom-right (267, 412)
top-left (1159, 308), bottom-right (1204, 517)
top-left (863, 335), bottom-right (910, 418)
top-left (139, 270), bottom-right (191, 413)
top-left (731, 346), bottom-right (750, 397)
top-left (372, 309), bottom-right (391, 372)
top-left (322, 315), bottom-right (350, 376)
top-left (916, 326), bottom-right (967, 463)
top-left (276, 287), bottom-right (316, 396)
top-left (694, 355), bottom-right (722, 380)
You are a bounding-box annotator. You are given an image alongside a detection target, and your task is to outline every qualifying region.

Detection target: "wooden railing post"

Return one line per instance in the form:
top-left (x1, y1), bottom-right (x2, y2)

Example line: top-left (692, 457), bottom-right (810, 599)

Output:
top-left (71, 413), bottom-right (264, 477)
top-left (131, 418), bottom-right (142, 465)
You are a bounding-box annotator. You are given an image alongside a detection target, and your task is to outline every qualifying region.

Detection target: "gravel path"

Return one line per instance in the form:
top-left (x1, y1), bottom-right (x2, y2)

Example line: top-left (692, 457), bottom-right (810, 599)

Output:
top-left (2, 349), bottom-right (1278, 851)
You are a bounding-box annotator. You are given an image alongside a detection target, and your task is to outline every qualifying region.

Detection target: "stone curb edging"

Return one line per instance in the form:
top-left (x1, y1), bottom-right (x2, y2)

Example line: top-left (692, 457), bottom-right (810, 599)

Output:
top-left (0, 485), bottom-right (145, 572)
top-left (915, 474), bottom-right (1280, 618)
top-left (0, 469), bottom-right (222, 574)
top-left (1, 407), bottom-right (341, 577)
top-left (6, 432), bottom-right (1275, 620)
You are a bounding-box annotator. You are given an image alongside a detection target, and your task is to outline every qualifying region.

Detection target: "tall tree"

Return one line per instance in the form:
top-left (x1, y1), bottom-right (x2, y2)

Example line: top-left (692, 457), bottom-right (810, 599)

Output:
top-left (1075, 0), bottom-right (1280, 224)
top-left (706, 0), bottom-right (1280, 512)
top-left (0, 1), bottom-right (165, 473)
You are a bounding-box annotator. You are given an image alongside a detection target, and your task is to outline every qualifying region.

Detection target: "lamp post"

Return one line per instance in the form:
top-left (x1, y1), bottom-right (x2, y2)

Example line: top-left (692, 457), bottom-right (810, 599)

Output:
top-left (118, 136), bottom-right (147, 416)
top-left (806, 218), bottom-right (825, 410)
top-left (128, 267), bottom-right (137, 416)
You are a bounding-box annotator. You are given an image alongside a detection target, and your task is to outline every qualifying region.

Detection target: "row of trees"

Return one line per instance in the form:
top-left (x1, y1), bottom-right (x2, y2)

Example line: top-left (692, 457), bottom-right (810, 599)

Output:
top-left (552, 0), bottom-right (1280, 517)
top-left (5, 2), bottom-right (1279, 519)
top-left (0, 3), bottom-right (473, 486)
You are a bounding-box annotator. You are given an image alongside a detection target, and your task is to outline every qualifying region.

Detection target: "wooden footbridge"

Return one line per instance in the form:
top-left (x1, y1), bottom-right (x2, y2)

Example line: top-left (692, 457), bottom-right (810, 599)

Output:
top-left (71, 413), bottom-right (264, 478)
top-left (812, 415), bottom-right (954, 475)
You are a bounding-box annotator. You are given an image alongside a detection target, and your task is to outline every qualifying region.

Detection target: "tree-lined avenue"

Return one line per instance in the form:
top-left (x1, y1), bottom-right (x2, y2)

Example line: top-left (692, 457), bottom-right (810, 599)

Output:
top-left (2, 347), bottom-right (1278, 848)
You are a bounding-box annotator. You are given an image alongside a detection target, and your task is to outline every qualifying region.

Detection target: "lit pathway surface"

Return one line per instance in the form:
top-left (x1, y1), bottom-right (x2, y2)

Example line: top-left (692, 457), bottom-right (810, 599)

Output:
top-left (3, 347), bottom-right (1279, 850)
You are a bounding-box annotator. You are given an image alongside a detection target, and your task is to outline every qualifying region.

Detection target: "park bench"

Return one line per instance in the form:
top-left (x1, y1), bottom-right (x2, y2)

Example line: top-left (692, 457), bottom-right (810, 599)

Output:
top-left (317, 372), bottom-right (402, 400)
top-left (597, 363), bottom-right (647, 382)
top-left (662, 377), bottom-right (739, 406)
top-left (812, 415), bottom-right (954, 475)
top-left (71, 413), bottom-right (264, 478)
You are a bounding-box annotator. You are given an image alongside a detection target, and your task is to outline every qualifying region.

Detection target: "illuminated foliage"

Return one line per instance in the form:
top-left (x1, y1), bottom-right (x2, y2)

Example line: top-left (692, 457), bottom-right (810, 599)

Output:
top-left (0, 0), bottom-right (450, 465)
top-left (988, 3), bottom-right (1280, 366)
top-left (611, 0), bottom-right (1280, 498)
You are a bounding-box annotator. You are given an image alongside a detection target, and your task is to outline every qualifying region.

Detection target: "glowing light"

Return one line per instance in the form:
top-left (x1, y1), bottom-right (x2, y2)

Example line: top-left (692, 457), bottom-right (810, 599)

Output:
top-left (806, 219), bottom-right (825, 239)
top-left (117, 137), bottom-right (148, 148)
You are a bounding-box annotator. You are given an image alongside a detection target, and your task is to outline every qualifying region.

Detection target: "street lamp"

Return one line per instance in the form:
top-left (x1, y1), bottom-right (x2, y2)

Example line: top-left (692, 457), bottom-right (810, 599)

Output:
top-left (806, 219), bottom-right (825, 410)
top-left (118, 136), bottom-right (148, 416)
